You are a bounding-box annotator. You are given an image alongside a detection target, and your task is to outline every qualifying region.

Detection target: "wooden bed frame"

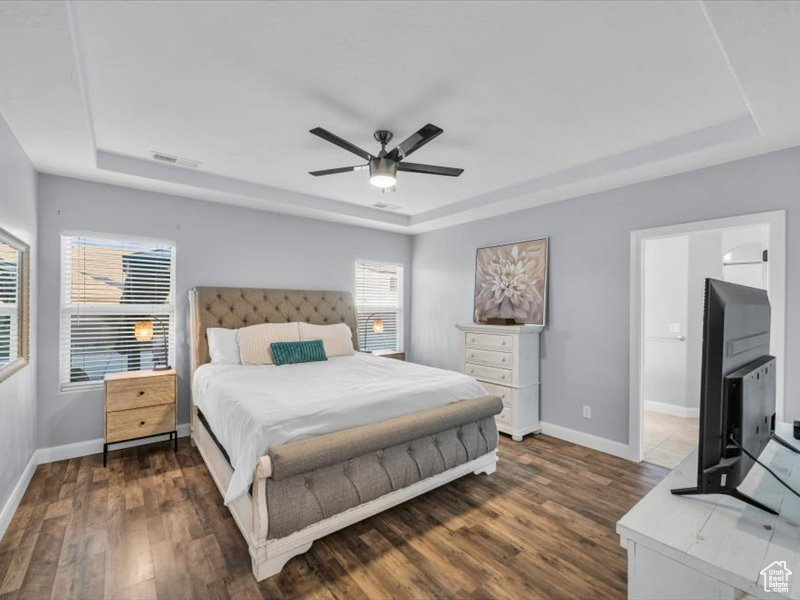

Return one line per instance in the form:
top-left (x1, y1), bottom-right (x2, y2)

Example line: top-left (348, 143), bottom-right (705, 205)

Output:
top-left (188, 287), bottom-right (499, 580)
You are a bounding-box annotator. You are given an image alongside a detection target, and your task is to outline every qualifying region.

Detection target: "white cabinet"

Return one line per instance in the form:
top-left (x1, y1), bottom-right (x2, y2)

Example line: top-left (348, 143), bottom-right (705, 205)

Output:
top-left (457, 324), bottom-right (542, 441)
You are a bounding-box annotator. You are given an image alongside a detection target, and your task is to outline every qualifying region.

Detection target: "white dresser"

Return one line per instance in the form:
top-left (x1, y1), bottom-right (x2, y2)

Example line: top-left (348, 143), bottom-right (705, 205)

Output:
top-left (456, 323), bottom-right (542, 441)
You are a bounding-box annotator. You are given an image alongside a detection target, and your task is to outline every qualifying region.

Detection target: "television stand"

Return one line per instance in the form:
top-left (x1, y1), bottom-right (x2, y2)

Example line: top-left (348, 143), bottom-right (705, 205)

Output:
top-left (670, 485), bottom-right (778, 515)
top-left (618, 424), bottom-right (800, 599)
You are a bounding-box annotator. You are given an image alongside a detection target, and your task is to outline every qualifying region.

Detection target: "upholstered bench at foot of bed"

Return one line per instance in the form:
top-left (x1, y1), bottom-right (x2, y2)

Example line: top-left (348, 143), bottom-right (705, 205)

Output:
top-left (264, 395), bottom-right (502, 539)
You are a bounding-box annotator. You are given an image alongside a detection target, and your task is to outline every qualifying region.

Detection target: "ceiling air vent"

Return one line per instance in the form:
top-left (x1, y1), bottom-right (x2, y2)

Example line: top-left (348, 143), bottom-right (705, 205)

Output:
top-left (372, 202), bottom-right (402, 211)
top-left (150, 151), bottom-right (203, 169)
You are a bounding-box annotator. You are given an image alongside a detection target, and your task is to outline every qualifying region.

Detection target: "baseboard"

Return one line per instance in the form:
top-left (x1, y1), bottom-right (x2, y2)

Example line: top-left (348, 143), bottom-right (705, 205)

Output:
top-left (644, 400), bottom-right (699, 419)
top-left (540, 421), bottom-right (634, 461)
top-left (0, 451), bottom-right (37, 542)
top-left (37, 422), bottom-right (190, 464)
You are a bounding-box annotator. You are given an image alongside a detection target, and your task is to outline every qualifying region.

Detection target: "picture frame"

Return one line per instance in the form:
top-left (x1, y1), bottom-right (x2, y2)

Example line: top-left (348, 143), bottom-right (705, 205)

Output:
top-left (473, 237), bottom-right (549, 326)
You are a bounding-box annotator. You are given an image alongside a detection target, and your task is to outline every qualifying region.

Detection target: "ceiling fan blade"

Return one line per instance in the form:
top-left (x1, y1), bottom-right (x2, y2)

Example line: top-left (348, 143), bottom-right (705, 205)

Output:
top-left (396, 162), bottom-right (463, 177)
top-left (309, 165), bottom-right (366, 177)
top-left (309, 127), bottom-right (374, 161)
top-left (387, 124), bottom-right (443, 161)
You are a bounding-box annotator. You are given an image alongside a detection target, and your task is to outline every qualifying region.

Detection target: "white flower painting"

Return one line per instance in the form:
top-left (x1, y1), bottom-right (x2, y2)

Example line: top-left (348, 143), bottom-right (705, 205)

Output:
top-left (474, 238), bottom-right (548, 325)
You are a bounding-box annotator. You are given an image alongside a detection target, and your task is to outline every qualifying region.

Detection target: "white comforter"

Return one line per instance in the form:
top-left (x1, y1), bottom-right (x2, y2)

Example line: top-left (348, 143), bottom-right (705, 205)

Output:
top-left (192, 353), bottom-right (486, 504)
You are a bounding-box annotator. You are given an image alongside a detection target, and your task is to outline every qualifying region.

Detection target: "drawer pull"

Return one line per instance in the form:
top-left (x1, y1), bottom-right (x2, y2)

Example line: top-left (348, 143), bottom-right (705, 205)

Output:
top-left (501, 340), bottom-right (506, 346)
top-left (139, 421), bottom-right (146, 426)
top-left (138, 391), bottom-right (145, 396)
top-left (469, 353), bottom-right (475, 358)
top-left (501, 357), bottom-right (506, 363)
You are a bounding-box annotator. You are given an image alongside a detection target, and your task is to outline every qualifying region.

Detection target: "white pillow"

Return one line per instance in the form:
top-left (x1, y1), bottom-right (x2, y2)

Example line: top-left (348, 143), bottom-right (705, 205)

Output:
top-left (238, 322), bottom-right (301, 365)
top-left (299, 322), bottom-right (355, 357)
top-left (207, 328), bottom-right (240, 364)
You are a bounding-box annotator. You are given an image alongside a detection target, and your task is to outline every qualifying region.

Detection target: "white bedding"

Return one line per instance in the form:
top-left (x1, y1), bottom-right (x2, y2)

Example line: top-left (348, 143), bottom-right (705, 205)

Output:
top-left (192, 353), bottom-right (486, 504)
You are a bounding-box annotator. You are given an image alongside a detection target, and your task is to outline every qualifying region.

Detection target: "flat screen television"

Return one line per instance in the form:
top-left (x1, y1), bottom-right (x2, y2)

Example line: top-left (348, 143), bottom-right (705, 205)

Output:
top-left (671, 278), bottom-right (796, 514)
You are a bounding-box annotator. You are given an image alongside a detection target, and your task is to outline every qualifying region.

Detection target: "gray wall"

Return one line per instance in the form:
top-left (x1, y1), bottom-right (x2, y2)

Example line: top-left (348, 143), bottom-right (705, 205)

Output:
top-left (410, 146), bottom-right (799, 445)
top-left (0, 115), bottom-right (37, 510)
top-left (37, 175), bottom-right (412, 448)
top-left (685, 231), bottom-right (723, 411)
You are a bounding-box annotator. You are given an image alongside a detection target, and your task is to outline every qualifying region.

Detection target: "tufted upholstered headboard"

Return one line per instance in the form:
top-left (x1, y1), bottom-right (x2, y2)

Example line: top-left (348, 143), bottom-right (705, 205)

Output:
top-left (188, 287), bottom-right (360, 377)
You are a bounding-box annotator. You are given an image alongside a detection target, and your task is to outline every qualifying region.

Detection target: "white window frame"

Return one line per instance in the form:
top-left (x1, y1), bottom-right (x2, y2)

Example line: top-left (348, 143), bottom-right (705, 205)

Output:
top-left (354, 259), bottom-right (404, 352)
top-left (59, 230), bottom-right (177, 392)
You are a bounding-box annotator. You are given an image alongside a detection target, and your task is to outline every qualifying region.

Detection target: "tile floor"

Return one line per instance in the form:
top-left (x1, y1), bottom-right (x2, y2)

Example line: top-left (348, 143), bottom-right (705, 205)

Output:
top-left (643, 410), bottom-right (699, 469)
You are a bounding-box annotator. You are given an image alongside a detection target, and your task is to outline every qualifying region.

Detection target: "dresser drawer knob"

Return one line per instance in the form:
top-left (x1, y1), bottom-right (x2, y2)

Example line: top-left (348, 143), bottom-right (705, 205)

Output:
top-left (139, 420), bottom-right (145, 426)
top-left (138, 391), bottom-right (145, 396)
top-left (501, 340), bottom-right (506, 346)
top-left (469, 353), bottom-right (475, 358)
top-left (501, 357), bottom-right (506, 363)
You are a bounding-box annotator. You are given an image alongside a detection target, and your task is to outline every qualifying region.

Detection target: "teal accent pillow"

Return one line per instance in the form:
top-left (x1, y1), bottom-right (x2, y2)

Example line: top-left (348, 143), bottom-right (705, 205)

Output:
top-left (270, 340), bottom-right (327, 366)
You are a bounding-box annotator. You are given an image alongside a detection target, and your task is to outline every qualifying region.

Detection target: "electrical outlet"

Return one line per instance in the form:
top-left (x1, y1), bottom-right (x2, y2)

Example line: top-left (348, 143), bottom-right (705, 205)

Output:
top-left (582, 405), bottom-right (592, 419)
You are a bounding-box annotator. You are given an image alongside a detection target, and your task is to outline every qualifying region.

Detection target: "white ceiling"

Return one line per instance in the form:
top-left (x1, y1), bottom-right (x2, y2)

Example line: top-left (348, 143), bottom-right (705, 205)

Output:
top-left (0, 1), bottom-right (799, 233)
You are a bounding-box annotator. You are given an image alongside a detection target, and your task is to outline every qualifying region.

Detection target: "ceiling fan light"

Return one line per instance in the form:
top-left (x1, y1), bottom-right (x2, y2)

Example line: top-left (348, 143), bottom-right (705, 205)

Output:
top-left (369, 158), bottom-right (397, 188)
top-left (370, 175), bottom-right (396, 188)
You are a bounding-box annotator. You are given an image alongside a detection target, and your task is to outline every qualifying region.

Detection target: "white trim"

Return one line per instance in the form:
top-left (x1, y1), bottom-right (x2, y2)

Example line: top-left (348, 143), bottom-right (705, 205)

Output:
top-left (0, 452), bottom-right (37, 542)
top-left (37, 422), bottom-right (190, 464)
top-left (540, 421), bottom-right (634, 461)
top-left (629, 210), bottom-right (787, 463)
top-left (60, 229), bottom-right (177, 248)
top-left (644, 400), bottom-right (699, 419)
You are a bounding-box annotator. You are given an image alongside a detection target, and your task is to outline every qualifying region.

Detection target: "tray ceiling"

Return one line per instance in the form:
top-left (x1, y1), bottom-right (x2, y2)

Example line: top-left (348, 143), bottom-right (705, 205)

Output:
top-left (1, 1), bottom-right (799, 232)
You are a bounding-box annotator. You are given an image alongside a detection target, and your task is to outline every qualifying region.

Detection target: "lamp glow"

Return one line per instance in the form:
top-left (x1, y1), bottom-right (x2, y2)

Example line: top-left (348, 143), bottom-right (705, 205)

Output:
top-left (369, 158), bottom-right (397, 189)
top-left (369, 175), bottom-right (396, 188)
top-left (134, 320), bottom-right (154, 342)
top-left (372, 319), bottom-right (384, 334)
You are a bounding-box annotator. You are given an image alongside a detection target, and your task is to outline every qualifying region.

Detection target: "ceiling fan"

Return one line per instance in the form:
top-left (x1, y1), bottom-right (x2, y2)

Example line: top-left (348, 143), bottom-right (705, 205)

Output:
top-left (308, 124), bottom-right (463, 189)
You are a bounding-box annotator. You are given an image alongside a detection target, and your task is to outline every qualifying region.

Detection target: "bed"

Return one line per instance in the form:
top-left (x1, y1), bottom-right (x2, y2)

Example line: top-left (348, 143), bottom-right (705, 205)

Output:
top-left (188, 287), bottom-right (501, 580)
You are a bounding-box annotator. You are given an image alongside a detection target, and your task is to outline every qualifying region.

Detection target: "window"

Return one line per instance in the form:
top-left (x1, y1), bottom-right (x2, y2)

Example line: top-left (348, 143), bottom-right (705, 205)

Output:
top-left (354, 260), bottom-right (403, 352)
top-left (60, 232), bottom-right (176, 391)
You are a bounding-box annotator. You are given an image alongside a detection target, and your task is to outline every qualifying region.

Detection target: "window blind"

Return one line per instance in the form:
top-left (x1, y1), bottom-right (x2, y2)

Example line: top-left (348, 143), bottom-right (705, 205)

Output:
top-left (354, 260), bottom-right (403, 352)
top-left (0, 240), bottom-right (19, 367)
top-left (60, 233), bottom-right (176, 391)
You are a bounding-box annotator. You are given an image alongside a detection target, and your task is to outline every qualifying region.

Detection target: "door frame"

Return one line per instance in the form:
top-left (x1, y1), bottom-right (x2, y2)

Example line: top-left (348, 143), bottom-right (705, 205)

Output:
top-left (628, 210), bottom-right (786, 462)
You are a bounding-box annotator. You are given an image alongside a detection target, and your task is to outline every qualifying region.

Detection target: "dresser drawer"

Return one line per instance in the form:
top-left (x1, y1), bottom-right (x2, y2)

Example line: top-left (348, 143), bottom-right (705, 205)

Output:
top-left (496, 404), bottom-right (513, 427)
top-left (465, 347), bottom-right (513, 369)
top-left (465, 332), bottom-right (513, 351)
top-left (465, 363), bottom-right (512, 385)
top-left (106, 404), bottom-right (175, 443)
top-left (480, 381), bottom-right (515, 407)
top-left (106, 375), bottom-right (175, 412)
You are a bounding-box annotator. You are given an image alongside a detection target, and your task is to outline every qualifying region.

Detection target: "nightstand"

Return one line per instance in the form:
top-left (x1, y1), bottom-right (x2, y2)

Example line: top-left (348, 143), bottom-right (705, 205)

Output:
top-left (370, 349), bottom-right (405, 361)
top-left (104, 369), bottom-right (177, 466)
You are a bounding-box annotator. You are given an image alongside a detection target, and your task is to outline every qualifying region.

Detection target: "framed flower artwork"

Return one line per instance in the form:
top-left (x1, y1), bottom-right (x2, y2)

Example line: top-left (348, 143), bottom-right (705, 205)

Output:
top-left (473, 238), bottom-right (549, 326)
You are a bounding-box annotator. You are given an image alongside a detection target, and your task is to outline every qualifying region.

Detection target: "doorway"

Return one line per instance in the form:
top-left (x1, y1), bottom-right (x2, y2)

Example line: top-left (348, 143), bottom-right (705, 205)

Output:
top-left (629, 211), bottom-right (786, 466)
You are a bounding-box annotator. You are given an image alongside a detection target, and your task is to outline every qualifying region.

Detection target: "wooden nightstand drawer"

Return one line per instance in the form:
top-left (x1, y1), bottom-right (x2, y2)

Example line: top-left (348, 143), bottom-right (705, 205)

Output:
top-left (106, 375), bottom-right (175, 412)
top-left (106, 404), bottom-right (176, 443)
top-left (370, 350), bottom-right (405, 361)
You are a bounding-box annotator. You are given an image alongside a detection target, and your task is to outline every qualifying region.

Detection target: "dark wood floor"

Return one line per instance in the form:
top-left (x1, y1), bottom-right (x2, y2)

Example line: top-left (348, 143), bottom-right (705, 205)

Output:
top-left (0, 434), bottom-right (667, 600)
